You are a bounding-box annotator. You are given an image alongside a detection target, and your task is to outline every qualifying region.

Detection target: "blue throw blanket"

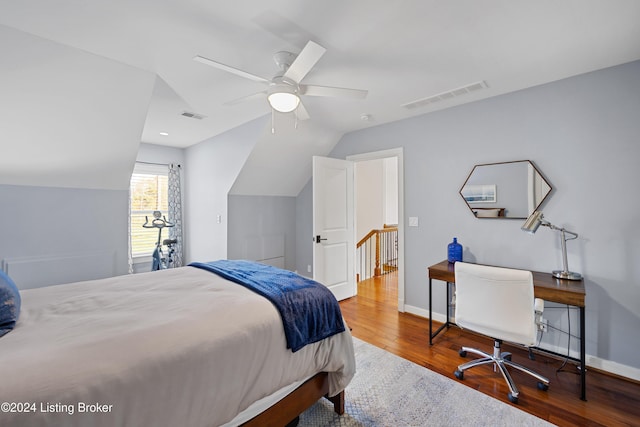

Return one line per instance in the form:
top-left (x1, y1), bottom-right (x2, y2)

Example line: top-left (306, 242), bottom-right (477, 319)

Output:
top-left (189, 260), bottom-right (346, 352)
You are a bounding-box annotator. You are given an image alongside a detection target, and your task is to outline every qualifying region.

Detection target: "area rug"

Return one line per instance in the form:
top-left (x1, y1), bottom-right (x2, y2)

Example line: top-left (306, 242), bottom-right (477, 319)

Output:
top-left (299, 338), bottom-right (554, 426)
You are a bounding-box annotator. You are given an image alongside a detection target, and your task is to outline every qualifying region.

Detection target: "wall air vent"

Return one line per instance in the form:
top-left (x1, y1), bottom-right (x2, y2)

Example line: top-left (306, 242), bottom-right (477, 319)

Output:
top-left (181, 111), bottom-right (206, 120)
top-left (401, 81), bottom-right (488, 110)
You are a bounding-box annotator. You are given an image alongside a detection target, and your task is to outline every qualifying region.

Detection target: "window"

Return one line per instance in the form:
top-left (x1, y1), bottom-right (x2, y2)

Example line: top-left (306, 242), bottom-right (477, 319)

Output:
top-left (130, 163), bottom-right (169, 257)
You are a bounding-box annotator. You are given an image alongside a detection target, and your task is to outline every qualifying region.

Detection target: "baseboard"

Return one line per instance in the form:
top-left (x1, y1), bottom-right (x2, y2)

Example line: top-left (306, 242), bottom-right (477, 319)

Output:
top-left (404, 304), bottom-right (447, 323)
top-left (587, 356), bottom-right (640, 382)
top-left (403, 304), bottom-right (640, 382)
top-left (538, 342), bottom-right (640, 382)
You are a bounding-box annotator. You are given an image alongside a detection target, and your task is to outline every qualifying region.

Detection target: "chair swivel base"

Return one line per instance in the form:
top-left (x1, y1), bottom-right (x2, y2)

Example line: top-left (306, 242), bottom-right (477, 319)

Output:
top-left (454, 340), bottom-right (549, 403)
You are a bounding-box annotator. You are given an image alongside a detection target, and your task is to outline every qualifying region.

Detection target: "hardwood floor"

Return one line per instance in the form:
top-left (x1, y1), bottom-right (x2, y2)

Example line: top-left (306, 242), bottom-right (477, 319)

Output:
top-left (339, 272), bottom-right (640, 427)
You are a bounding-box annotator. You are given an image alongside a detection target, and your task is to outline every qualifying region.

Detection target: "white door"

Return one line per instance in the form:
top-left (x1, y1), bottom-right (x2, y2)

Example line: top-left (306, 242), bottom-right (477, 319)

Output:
top-left (312, 156), bottom-right (355, 301)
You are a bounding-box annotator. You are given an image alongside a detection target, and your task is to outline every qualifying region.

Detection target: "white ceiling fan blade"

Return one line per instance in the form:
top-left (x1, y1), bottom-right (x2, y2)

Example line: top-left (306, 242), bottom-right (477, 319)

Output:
top-left (224, 90), bottom-right (267, 106)
top-left (193, 55), bottom-right (270, 83)
top-left (295, 101), bottom-right (310, 120)
top-left (283, 41), bottom-right (326, 83)
top-left (301, 84), bottom-right (368, 99)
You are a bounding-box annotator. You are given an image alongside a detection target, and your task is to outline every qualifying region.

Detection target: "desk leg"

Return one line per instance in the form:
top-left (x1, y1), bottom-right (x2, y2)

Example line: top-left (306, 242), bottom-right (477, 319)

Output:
top-left (429, 278), bottom-right (433, 345)
top-left (580, 306), bottom-right (587, 401)
top-left (446, 281), bottom-right (451, 328)
top-left (429, 278), bottom-right (450, 345)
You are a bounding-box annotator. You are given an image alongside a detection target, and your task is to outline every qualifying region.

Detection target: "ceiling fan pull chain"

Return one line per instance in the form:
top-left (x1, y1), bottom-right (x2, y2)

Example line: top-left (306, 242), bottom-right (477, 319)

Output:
top-left (271, 108), bottom-right (276, 134)
top-left (295, 107), bottom-right (299, 129)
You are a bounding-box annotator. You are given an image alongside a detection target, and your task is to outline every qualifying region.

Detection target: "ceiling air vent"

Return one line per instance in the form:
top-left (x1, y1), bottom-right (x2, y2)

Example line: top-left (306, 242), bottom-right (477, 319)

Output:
top-left (401, 81), bottom-right (488, 110)
top-left (181, 111), bottom-right (206, 120)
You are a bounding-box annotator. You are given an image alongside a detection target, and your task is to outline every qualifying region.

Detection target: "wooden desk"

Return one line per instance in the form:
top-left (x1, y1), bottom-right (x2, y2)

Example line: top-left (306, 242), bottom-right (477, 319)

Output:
top-left (427, 260), bottom-right (587, 400)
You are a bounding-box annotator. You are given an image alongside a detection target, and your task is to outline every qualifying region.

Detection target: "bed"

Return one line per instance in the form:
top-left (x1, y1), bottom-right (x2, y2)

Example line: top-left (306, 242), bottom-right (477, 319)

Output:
top-left (0, 261), bottom-right (356, 427)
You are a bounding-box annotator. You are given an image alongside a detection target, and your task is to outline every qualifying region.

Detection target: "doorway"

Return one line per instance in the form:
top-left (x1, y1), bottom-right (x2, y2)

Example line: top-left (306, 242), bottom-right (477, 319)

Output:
top-left (348, 148), bottom-right (405, 312)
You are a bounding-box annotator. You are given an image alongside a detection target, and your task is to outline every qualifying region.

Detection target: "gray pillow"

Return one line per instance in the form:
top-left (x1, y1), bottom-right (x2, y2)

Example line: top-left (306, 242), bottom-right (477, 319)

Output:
top-left (0, 270), bottom-right (21, 337)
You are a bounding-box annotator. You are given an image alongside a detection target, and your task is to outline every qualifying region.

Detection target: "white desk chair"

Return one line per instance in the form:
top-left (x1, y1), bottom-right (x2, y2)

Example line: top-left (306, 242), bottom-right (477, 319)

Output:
top-left (453, 262), bottom-right (549, 403)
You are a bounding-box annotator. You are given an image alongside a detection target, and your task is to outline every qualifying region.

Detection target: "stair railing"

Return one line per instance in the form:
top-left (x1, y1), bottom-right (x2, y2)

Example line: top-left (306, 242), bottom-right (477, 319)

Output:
top-left (356, 225), bottom-right (398, 282)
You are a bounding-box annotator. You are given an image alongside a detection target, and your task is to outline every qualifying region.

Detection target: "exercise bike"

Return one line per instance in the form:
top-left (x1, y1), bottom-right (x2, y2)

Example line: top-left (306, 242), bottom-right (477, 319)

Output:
top-left (142, 211), bottom-right (177, 271)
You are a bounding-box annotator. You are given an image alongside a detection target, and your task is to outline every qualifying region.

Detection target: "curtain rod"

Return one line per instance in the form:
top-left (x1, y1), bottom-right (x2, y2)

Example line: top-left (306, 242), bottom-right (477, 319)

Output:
top-left (136, 161), bottom-right (182, 168)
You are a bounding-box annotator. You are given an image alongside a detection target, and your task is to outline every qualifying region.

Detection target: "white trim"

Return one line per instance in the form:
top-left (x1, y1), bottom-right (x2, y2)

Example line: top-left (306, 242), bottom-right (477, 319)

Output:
top-left (586, 355), bottom-right (640, 382)
top-left (406, 306), bottom-right (640, 382)
top-left (404, 304), bottom-right (448, 323)
top-left (535, 341), bottom-right (640, 382)
top-left (347, 148), bottom-right (405, 311)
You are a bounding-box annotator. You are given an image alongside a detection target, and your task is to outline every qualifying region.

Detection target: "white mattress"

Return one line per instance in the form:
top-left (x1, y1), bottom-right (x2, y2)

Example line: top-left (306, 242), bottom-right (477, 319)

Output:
top-left (0, 267), bottom-right (356, 427)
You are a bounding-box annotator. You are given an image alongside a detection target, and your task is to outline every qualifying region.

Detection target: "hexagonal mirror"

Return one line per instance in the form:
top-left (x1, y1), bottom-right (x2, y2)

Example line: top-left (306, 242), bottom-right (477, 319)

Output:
top-left (459, 160), bottom-right (552, 219)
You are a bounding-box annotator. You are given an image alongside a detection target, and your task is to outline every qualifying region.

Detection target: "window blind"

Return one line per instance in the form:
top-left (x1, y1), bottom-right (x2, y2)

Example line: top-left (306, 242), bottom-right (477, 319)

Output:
top-left (130, 163), bottom-right (169, 256)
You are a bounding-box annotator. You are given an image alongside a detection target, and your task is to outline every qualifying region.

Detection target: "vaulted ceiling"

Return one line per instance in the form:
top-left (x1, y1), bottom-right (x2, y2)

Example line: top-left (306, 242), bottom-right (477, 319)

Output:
top-left (2, 1), bottom-right (640, 191)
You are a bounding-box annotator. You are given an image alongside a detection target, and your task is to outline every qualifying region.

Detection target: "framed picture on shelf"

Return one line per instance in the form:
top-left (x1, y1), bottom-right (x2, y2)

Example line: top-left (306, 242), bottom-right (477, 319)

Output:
top-left (461, 184), bottom-right (496, 203)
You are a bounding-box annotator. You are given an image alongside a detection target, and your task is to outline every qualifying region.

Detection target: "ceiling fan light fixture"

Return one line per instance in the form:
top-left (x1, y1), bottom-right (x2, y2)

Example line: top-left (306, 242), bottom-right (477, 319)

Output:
top-left (268, 81), bottom-right (300, 113)
top-left (195, 40), bottom-right (366, 119)
top-left (268, 92), bottom-right (300, 112)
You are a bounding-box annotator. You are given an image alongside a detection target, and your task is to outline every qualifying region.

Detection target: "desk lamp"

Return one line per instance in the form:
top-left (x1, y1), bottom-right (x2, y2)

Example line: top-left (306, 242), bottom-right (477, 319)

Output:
top-left (521, 211), bottom-right (583, 280)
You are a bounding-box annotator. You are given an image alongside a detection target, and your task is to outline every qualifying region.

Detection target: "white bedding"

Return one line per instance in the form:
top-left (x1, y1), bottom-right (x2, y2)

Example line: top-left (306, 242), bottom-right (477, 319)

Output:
top-left (0, 267), bottom-right (356, 427)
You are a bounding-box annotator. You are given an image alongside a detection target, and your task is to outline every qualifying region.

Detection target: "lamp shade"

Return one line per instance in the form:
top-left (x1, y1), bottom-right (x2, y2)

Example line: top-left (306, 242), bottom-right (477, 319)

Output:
top-left (520, 210), bottom-right (582, 280)
top-left (521, 210), bottom-right (544, 234)
top-left (267, 83), bottom-right (300, 113)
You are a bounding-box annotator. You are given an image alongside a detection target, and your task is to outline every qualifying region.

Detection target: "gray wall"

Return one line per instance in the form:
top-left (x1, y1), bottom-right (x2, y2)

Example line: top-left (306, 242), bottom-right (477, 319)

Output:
top-left (0, 184), bottom-right (129, 288)
top-left (227, 195), bottom-right (297, 272)
top-left (295, 181), bottom-right (313, 278)
top-left (0, 144), bottom-right (185, 286)
top-left (296, 60), bottom-right (640, 374)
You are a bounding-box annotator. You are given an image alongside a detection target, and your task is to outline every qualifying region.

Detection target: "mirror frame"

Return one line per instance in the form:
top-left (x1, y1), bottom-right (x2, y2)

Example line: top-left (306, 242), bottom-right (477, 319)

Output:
top-left (459, 160), bottom-right (552, 220)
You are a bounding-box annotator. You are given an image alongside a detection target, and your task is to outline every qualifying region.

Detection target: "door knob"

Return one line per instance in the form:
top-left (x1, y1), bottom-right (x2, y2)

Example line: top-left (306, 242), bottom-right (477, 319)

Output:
top-left (315, 235), bottom-right (328, 243)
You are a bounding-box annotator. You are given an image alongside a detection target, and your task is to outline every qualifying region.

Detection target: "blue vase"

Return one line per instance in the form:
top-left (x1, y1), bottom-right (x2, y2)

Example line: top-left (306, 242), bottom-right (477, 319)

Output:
top-left (447, 237), bottom-right (463, 263)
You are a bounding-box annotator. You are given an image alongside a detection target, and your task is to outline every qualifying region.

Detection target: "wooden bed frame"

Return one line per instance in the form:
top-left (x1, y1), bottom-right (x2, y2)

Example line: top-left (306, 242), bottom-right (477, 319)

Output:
top-left (242, 372), bottom-right (345, 426)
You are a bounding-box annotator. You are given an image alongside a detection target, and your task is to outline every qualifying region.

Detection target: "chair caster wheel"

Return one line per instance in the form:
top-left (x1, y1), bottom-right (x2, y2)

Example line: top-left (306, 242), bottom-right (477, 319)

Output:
top-left (537, 382), bottom-right (549, 391)
top-left (459, 349), bottom-right (467, 358)
top-left (454, 370), bottom-right (464, 380)
top-left (508, 392), bottom-right (518, 403)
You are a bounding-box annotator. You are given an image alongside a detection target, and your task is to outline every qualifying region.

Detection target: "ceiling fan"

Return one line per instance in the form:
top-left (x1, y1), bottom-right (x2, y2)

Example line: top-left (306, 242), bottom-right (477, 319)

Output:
top-left (193, 41), bottom-right (367, 121)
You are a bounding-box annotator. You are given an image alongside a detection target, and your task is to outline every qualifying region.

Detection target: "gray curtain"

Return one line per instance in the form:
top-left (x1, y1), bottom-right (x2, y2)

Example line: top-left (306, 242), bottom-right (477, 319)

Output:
top-left (127, 187), bottom-right (133, 274)
top-left (168, 163), bottom-right (184, 267)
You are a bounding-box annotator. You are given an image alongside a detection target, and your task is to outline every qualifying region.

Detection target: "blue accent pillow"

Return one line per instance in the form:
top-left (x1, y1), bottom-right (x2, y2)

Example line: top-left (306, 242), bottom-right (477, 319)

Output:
top-left (0, 270), bottom-right (21, 337)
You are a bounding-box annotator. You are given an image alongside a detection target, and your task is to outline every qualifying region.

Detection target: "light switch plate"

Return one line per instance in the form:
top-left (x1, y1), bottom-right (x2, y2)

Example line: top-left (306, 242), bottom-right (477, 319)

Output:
top-left (409, 217), bottom-right (419, 227)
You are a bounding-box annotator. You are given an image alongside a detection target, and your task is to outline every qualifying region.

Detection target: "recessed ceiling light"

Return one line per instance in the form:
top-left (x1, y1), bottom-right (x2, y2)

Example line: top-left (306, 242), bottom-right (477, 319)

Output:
top-left (159, 132), bottom-right (169, 136)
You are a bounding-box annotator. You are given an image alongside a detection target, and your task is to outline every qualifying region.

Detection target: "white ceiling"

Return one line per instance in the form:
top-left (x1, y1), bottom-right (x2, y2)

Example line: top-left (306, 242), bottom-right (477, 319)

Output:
top-left (2, 0), bottom-right (640, 151)
top-left (1, 1), bottom-right (640, 196)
